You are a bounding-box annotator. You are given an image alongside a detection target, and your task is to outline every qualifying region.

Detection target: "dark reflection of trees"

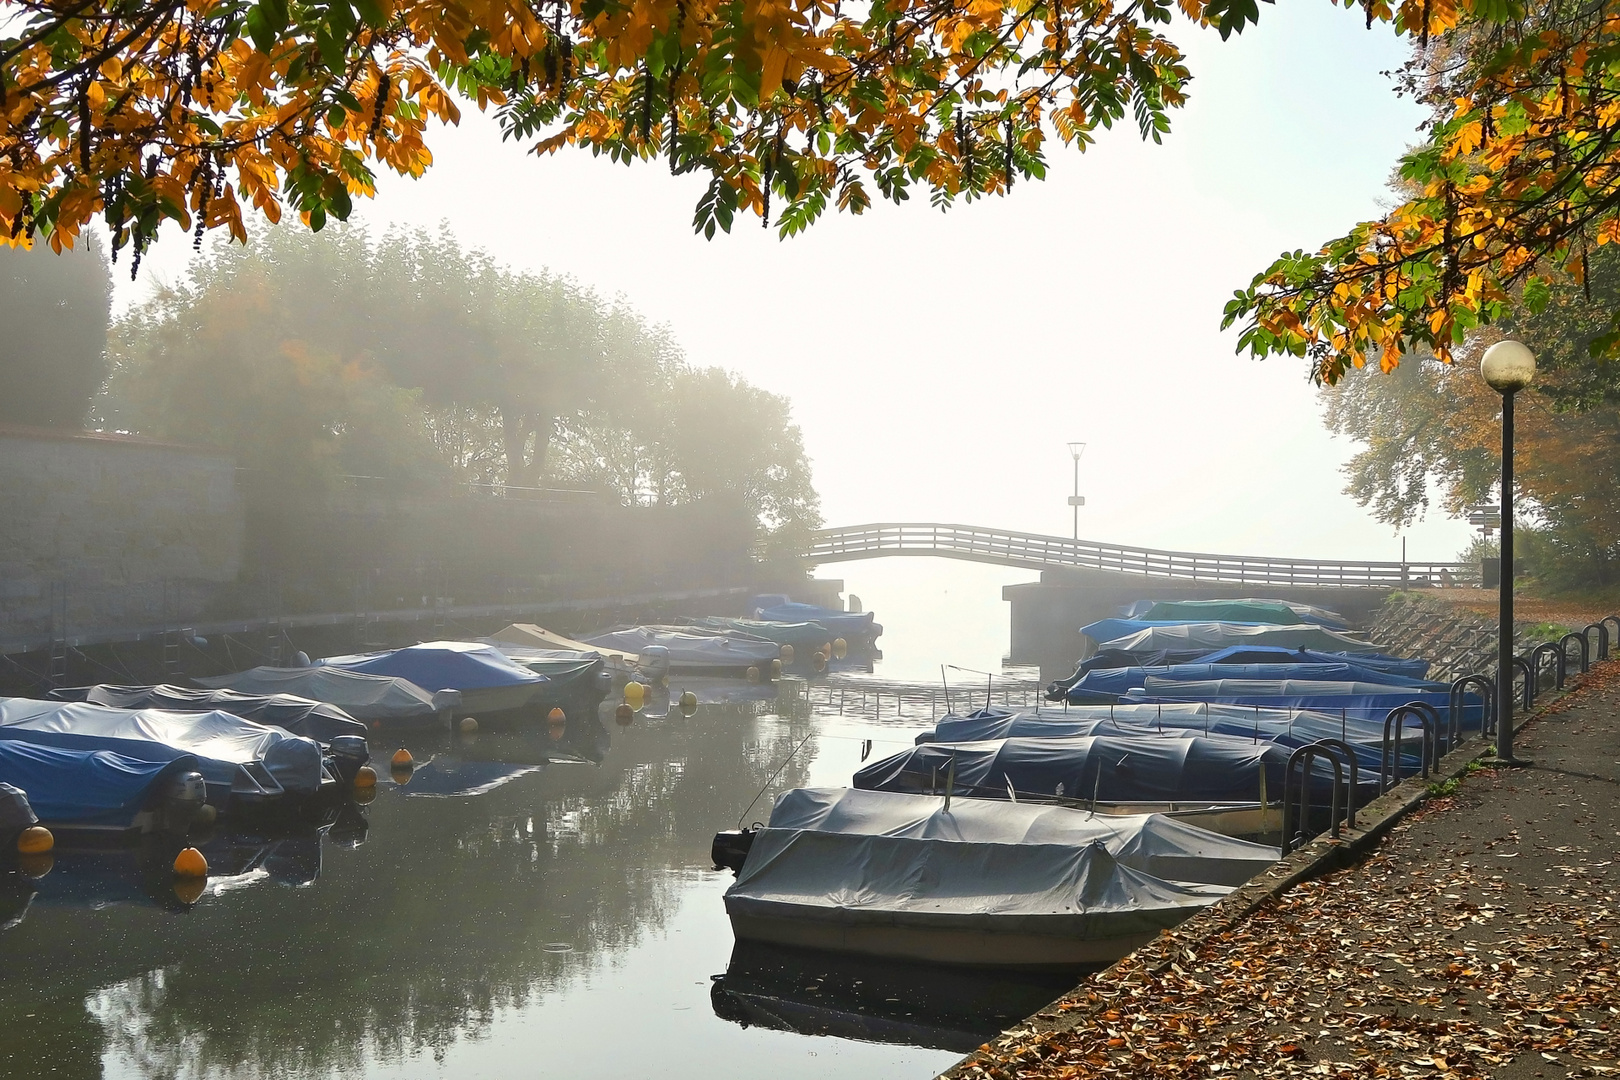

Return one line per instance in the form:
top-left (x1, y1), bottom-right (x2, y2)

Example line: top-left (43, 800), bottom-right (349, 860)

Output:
top-left (0, 699), bottom-right (812, 1080)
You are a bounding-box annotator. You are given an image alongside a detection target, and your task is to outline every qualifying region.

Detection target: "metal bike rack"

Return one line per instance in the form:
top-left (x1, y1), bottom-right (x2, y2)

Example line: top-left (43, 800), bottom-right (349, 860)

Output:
top-left (1604, 615), bottom-right (1620, 653)
top-left (1531, 641), bottom-right (1566, 692)
top-left (1451, 673), bottom-right (1497, 739)
top-left (1584, 622), bottom-right (1609, 662)
top-left (1281, 741), bottom-right (1349, 855)
top-left (1512, 655), bottom-right (1535, 710)
top-left (1381, 703), bottom-right (1436, 793)
top-left (1305, 737), bottom-right (1359, 830)
top-left (1560, 631), bottom-right (1590, 675)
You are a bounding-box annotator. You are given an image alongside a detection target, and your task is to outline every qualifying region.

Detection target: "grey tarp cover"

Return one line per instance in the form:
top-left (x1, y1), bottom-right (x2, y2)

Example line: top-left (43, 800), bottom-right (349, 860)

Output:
top-left (580, 626), bottom-right (780, 669)
top-left (194, 665), bottom-right (460, 724)
top-left (50, 684), bottom-right (366, 743)
top-left (1101, 623), bottom-right (1381, 656)
top-left (853, 732), bottom-right (1376, 804)
top-left (766, 787), bottom-right (1278, 886)
top-left (0, 697), bottom-right (324, 798)
top-left (726, 830), bottom-right (1229, 941)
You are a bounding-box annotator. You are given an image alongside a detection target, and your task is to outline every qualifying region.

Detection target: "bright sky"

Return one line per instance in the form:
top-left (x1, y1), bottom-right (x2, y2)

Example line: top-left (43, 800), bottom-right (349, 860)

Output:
top-left (117, 4), bottom-right (1476, 564)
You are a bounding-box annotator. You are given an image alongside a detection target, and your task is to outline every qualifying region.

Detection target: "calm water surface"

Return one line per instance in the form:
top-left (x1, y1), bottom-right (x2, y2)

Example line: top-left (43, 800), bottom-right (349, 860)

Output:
top-left (0, 561), bottom-right (1063, 1080)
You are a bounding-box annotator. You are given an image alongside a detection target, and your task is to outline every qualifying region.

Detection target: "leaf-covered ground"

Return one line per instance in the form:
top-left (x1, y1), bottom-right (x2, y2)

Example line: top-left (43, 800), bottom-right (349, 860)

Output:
top-left (945, 667), bottom-right (1620, 1080)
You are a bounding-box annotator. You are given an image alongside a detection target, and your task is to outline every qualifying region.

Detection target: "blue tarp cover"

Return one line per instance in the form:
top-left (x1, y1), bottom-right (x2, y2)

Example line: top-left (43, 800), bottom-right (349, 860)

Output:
top-left (1187, 647), bottom-right (1430, 679)
top-left (853, 732), bottom-right (1375, 804)
top-left (1100, 623), bottom-right (1381, 657)
top-left (1063, 663), bottom-right (1445, 703)
top-left (319, 641), bottom-right (547, 691)
top-left (751, 601), bottom-right (879, 639)
top-left (1117, 599), bottom-right (1350, 629)
top-left (1129, 677), bottom-right (1483, 727)
top-left (0, 740), bottom-right (199, 826)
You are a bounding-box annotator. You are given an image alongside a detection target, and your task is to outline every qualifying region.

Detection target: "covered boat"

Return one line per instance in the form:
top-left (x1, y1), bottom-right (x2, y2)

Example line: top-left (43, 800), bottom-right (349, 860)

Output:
top-left (917, 705), bottom-right (1411, 772)
top-left (579, 626), bottom-right (780, 674)
top-left (317, 641), bottom-right (548, 716)
top-left (50, 684), bottom-right (366, 744)
top-left (749, 787), bottom-right (1278, 886)
top-left (1185, 646), bottom-right (1430, 679)
top-left (476, 646), bottom-right (612, 716)
top-left (748, 597), bottom-right (882, 642)
top-left (1119, 599), bottom-right (1351, 630)
top-left (1132, 677), bottom-right (1484, 727)
top-left (724, 829), bottom-right (1228, 968)
top-left (194, 665), bottom-right (459, 727)
top-left (0, 698), bottom-right (326, 806)
top-left (683, 617), bottom-right (834, 649)
top-left (1099, 623), bottom-right (1381, 660)
top-left (1059, 662), bottom-right (1444, 704)
top-left (853, 732), bottom-right (1376, 807)
top-left (0, 742), bottom-right (205, 836)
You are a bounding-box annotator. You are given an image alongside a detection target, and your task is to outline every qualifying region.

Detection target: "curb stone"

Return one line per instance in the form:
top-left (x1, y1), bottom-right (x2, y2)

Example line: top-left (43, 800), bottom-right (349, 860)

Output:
top-left (937, 673), bottom-right (1586, 1080)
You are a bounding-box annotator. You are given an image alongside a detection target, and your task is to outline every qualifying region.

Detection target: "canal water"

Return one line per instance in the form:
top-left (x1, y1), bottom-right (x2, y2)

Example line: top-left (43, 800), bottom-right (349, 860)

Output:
top-left (0, 561), bottom-right (1066, 1080)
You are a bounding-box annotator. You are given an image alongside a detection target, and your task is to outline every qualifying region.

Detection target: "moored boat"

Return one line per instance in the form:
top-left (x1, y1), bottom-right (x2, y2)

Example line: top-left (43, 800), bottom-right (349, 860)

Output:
top-left (50, 684), bottom-right (368, 744)
top-left (0, 742), bottom-right (206, 838)
top-left (316, 641), bottom-right (549, 717)
top-left (579, 626), bottom-right (780, 675)
top-left (194, 665), bottom-right (460, 728)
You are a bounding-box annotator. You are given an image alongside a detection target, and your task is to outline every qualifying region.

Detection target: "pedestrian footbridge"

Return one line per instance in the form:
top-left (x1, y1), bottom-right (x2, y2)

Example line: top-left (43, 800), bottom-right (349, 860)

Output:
top-left (807, 523), bottom-right (1473, 589)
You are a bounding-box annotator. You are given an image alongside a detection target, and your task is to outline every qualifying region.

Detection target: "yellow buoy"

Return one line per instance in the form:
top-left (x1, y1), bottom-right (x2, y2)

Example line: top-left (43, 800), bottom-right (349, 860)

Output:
top-left (661, 675), bottom-right (669, 688)
top-left (459, 716), bottom-right (479, 734)
top-left (780, 644), bottom-right (795, 664)
top-left (353, 765), bottom-right (378, 788)
top-left (16, 825), bottom-right (53, 856)
top-left (191, 803), bottom-right (218, 829)
top-left (770, 659), bottom-right (782, 679)
top-left (173, 877), bottom-right (207, 905)
top-left (678, 690), bottom-right (698, 711)
top-left (615, 703), bottom-right (635, 726)
top-left (624, 681), bottom-right (645, 706)
top-left (832, 637), bottom-right (848, 659)
top-left (390, 748), bottom-right (413, 769)
top-left (17, 853), bottom-right (53, 879)
top-left (745, 666), bottom-right (761, 684)
top-left (173, 847), bottom-right (208, 878)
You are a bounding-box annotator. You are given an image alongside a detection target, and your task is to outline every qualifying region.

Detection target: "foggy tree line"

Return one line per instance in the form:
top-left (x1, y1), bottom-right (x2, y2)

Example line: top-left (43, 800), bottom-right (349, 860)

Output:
top-left (0, 228), bottom-right (820, 545)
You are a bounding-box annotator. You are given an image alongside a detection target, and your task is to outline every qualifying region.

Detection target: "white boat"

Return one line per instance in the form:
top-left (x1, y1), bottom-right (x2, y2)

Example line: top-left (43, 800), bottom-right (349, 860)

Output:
top-left (719, 787), bottom-right (1276, 968)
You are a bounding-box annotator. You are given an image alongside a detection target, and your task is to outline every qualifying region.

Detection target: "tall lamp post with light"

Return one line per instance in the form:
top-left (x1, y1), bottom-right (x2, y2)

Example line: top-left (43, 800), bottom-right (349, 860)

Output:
top-left (1480, 340), bottom-right (1537, 765)
top-left (1067, 442), bottom-right (1087, 540)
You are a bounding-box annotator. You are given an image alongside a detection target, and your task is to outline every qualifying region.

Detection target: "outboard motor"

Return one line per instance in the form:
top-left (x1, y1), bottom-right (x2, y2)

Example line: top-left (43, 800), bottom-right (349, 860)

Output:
top-left (636, 646), bottom-right (671, 685)
top-left (326, 735), bottom-right (370, 783)
top-left (0, 783), bottom-right (38, 854)
top-left (711, 827), bottom-right (757, 873)
top-left (162, 772), bottom-right (208, 834)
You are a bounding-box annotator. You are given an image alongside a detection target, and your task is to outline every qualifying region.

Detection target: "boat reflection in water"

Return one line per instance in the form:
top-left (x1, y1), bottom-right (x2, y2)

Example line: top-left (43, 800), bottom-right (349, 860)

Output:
top-left (711, 941), bottom-right (1082, 1052)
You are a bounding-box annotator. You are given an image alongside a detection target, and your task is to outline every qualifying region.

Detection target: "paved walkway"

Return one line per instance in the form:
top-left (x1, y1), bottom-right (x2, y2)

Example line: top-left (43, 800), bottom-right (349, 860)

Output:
top-left (944, 664), bottom-right (1620, 1080)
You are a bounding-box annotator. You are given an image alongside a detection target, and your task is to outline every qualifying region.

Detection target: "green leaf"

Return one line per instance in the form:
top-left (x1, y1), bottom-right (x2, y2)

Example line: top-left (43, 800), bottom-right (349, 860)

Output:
top-left (353, 0), bottom-right (387, 27)
top-left (247, 0), bottom-right (289, 54)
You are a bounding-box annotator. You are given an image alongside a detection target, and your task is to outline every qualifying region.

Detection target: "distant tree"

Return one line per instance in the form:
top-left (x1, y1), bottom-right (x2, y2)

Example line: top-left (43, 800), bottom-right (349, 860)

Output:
top-left (0, 234), bottom-right (111, 428)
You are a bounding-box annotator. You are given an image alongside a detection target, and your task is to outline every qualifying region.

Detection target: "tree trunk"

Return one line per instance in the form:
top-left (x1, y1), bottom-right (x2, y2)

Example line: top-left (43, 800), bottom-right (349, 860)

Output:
top-left (500, 409), bottom-right (553, 491)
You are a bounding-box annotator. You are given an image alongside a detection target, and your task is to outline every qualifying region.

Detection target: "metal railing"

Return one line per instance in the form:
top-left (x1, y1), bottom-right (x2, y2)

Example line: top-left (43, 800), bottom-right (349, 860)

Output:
top-left (808, 523), bottom-right (1475, 588)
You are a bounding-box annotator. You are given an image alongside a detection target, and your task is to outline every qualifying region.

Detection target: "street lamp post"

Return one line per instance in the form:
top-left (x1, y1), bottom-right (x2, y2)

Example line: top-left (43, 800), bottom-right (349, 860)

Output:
top-left (1480, 340), bottom-right (1537, 765)
top-left (1067, 442), bottom-right (1087, 540)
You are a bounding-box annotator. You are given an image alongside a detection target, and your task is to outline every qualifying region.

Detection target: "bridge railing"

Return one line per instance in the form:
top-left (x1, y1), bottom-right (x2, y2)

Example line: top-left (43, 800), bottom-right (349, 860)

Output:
top-left (806, 523), bottom-right (1476, 588)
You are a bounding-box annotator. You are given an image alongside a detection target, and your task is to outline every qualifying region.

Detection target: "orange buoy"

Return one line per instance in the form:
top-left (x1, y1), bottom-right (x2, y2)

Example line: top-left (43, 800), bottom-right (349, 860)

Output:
top-left (812, 652), bottom-right (828, 672)
top-left (353, 784), bottom-right (377, 805)
top-left (354, 765), bottom-right (378, 788)
top-left (390, 748), bottom-right (413, 769)
top-left (548, 707), bottom-right (566, 723)
top-left (459, 716), bottom-right (479, 734)
top-left (16, 826), bottom-right (53, 856)
top-left (615, 703), bottom-right (635, 726)
top-left (173, 847), bottom-right (208, 878)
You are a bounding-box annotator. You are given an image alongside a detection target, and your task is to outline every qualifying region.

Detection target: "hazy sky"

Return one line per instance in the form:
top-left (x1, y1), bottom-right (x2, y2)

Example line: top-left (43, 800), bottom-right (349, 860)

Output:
top-left (118, 4), bottom-right (1476, 563)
